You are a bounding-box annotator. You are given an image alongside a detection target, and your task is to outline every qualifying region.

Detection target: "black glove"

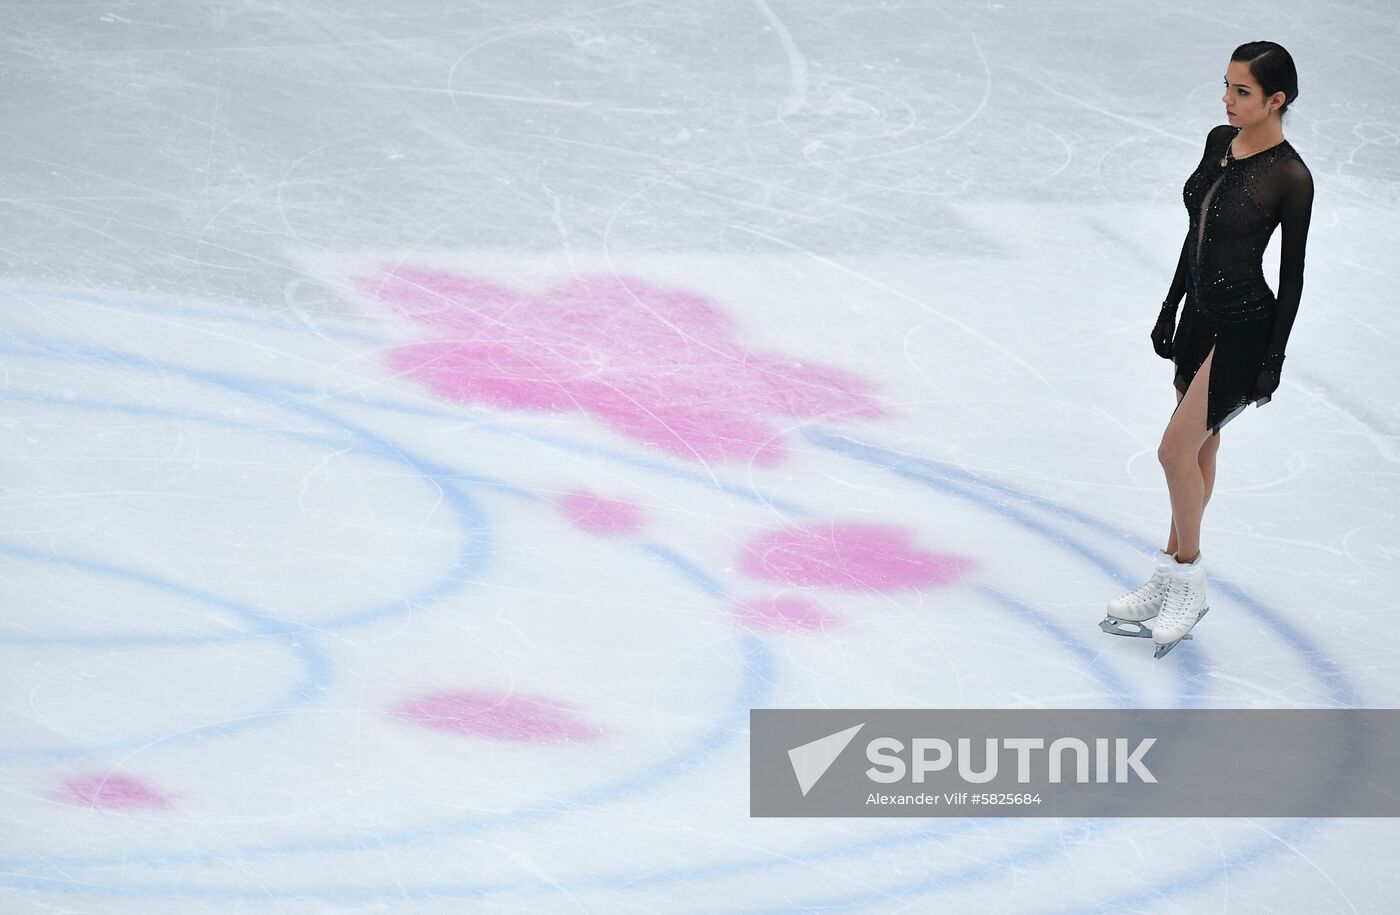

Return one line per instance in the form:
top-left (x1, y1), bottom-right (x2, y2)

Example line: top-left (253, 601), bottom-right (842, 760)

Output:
top-left (1252, 352), bottom-right (1285, 401)
top-left (1151, 303), bottom-right (1178, 360)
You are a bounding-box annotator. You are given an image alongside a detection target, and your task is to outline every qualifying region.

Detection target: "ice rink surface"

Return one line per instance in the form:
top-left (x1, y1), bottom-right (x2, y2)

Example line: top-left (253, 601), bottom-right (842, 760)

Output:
top-left (3, 1), bottom-right (1399, 911)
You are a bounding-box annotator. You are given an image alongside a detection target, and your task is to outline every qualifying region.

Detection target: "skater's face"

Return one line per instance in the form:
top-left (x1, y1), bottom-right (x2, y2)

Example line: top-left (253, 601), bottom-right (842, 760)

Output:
top-left (1222, 60), bottom-right (1284, 129)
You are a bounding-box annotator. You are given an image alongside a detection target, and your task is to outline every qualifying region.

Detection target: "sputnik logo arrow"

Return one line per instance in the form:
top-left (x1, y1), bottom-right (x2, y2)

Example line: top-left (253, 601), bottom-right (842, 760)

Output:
top-left (788, 722), bottom-right (866, 796)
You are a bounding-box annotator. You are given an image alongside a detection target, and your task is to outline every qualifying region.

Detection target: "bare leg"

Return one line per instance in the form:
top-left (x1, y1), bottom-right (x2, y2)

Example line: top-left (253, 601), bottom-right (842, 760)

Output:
top-left (1158, 346), bottom-right (1218, 563)
top-left (1166, 389), bottom-right (1222, 555)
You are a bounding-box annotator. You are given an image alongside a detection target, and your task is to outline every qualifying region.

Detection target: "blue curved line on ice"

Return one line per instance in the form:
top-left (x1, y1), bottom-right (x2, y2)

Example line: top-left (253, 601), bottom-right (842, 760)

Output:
top-left (0, 332), bottom-right (788, 875)
top-left (0, 542), bottom-right (334, 762)
top-left (0, 325), bottom-right (1146, 901)
top-left (802, 428), bottom-right (1354, 706)
top-left (0, 387), bottom-right (513, 641)
top-left (798, 428), bottom-right (1361, 913)
top-left (8, 300), bottom-right (1355, 912)
top-left (0, 331), bottom-right (809, 518)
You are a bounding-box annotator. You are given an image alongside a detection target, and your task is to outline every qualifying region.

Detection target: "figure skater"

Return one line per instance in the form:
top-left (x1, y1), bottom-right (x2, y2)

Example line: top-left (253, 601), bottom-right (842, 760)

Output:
top-left (1105, 41), bottom-right (1315, 655)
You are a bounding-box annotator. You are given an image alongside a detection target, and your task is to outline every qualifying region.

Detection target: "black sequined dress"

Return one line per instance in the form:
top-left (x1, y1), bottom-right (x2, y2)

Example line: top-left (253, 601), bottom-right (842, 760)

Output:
top-left (1164, 124), bottom-right (1315, 435)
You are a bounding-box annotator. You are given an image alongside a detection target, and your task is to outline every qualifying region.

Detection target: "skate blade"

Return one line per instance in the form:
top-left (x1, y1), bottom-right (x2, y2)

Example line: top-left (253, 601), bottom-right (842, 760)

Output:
top-left (1099, 617), bottom-right (1192, 640)
top-left (1099, 618), bottom-right (1158, 639)
top-left (1151, 606), bottom-right (1211, 659)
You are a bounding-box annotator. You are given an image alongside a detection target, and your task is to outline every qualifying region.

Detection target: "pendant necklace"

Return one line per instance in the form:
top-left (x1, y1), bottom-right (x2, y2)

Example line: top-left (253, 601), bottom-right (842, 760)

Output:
top-left (1219, 139), bottom-right (1235, 169)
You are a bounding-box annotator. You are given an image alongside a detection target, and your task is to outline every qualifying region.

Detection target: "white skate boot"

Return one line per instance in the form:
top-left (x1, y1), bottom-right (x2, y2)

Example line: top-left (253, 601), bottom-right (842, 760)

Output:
top-left (1105, 549), bottom-right (1177, 622)
top-left (1152, 550), bottom-right (1210, 657)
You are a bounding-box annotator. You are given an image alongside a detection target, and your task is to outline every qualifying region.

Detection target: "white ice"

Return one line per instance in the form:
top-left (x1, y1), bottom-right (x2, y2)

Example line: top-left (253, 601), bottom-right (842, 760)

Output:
top-left (3, 1), bottom-right (1399, 913)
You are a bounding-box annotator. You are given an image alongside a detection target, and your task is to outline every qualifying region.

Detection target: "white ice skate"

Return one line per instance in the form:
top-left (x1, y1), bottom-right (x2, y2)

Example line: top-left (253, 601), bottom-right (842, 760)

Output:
top-left (1099, 549), bottom-right (1178, 640)
top-left (1106, 549), bottom-right (1177, 620)
top-left (1151, 550), bottom-right (1210, 658)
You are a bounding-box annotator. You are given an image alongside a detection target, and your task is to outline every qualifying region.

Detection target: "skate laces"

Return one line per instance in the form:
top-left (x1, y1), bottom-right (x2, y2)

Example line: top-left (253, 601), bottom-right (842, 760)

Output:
top-left (1128, 573), bottom-right (1168, 606)
top-left (1160, 576), bottom-right (1200, 625)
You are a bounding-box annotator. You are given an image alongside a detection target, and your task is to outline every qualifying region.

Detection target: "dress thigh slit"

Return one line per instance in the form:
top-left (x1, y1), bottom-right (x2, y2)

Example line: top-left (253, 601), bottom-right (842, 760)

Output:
top-left (1172, 296), bottom-right (1277, 436)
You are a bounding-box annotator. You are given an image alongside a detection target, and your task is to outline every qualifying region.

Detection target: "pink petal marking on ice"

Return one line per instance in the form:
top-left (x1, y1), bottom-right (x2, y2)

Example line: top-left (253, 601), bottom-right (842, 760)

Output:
top-left (352, 266), bottom-right (887, 465)
top-left (737, 522), bottom-right (974, 591)
top-left (389, 690), bottom-right (602, 743)
top-left (56, 773), bottom-right (175, 810)
top-left (733, 596), bottom-right (841, 632)
top-left (557, 490), bottom-right (647, 537)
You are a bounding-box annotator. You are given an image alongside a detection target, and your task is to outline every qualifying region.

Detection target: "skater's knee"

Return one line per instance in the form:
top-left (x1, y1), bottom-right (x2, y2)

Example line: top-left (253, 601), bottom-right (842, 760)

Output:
top-left (1157, 438), bottom-right (1198, 473)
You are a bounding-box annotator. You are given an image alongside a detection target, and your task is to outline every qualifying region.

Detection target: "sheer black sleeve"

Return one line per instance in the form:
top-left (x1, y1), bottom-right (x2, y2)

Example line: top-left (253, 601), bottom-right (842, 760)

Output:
top-left (1163, 230), bottom-right (1190, 307)
top-left (1266, 157), bottom-right (1315, 357)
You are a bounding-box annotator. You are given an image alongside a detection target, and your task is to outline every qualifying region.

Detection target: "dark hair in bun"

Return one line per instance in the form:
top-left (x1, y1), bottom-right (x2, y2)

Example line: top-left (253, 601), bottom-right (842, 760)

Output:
top-left (1232, 41), bottom-right (1299, 118)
